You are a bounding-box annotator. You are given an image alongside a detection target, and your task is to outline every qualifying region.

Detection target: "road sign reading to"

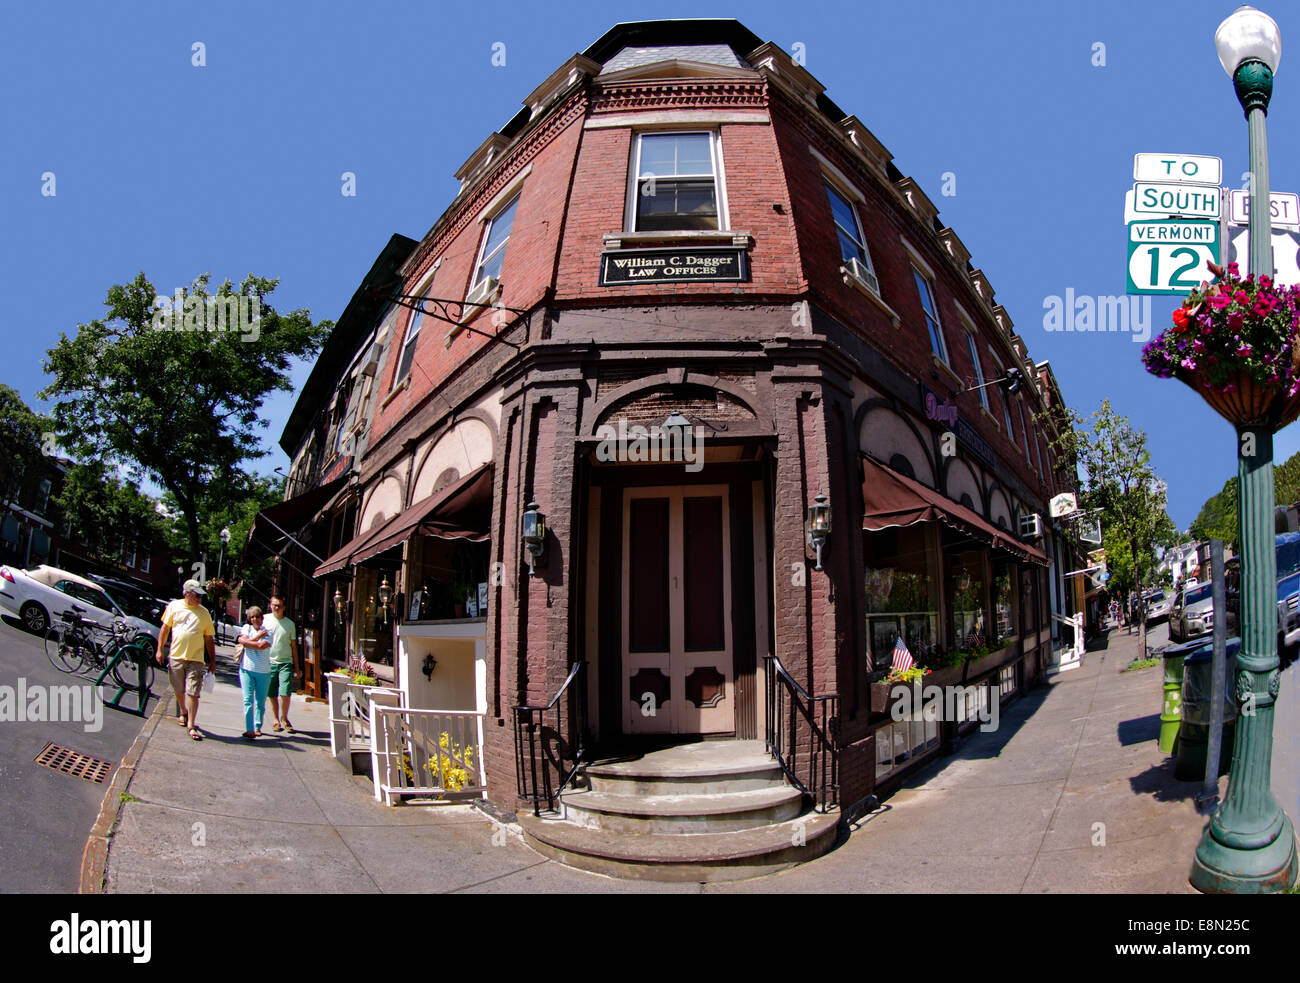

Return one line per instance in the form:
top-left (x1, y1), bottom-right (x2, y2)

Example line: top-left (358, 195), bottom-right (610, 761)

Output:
top-left (1132, 182), bottom-right (1221, 219)
top-left (1226, 189), bottom-right (1300, 229)
top-left (1133, 153), bottom-right (1222, 186)
top-left (1126, 220), bottom-right (1220, 295)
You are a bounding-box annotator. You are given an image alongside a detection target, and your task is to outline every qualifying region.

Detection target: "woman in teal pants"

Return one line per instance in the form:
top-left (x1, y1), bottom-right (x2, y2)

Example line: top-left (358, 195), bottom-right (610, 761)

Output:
top-left (236, 606), bottom-right (272, 739)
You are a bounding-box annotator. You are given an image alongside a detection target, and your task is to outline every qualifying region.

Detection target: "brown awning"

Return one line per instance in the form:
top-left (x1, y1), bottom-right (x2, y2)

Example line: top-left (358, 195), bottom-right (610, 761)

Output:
top-left (312, 464), bottom-right (493, 578)
top-left (245, 476), bottom-right (349, 560)
top-left (860, 455), bottom-right (1048, 566)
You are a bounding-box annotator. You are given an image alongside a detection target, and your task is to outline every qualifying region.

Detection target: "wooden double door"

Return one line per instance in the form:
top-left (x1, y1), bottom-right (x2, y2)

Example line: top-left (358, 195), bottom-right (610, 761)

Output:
top-left (621, 485), bottom-right (734, 735)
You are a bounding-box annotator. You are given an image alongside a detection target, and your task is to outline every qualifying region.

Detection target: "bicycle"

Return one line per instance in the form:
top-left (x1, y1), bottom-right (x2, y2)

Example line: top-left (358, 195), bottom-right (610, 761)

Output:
top-left (44, 610), bottom-right (156, 692)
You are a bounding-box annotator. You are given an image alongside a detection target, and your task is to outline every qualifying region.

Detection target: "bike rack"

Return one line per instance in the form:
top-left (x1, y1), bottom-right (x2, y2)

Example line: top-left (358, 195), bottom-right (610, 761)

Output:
top-left (93, 641), bottom-right (155, 716)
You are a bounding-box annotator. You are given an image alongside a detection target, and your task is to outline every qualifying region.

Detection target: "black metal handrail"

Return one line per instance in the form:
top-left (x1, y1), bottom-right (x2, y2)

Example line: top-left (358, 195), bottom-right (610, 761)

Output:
top-left (512, 661), bottom-right (587, 817)
top-left (765, 655), bottom-right (839, 813)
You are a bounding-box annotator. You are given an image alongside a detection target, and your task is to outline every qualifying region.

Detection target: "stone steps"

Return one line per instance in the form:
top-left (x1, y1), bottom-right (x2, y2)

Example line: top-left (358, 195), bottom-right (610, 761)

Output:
top-left (517, 740), bottom-right (840, 881)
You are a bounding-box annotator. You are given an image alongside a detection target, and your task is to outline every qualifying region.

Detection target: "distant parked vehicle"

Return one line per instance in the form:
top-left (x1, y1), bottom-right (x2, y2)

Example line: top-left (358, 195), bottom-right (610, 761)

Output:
top-left (1170, 582), bottom-right (1215, 643)
top-left (0, 565), bottom-right (159, 647)
top-left (1145, 591), bottom-right (1172, 626)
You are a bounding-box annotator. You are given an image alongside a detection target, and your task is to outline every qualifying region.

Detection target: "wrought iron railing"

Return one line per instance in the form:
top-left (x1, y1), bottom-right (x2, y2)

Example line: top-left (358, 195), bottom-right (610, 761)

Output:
top-left (372, 707), bottom-right (486, 806)
top-left (513, 661), bottom-right (587, 817)
top-left (764, 655), bottom-right (839, 813)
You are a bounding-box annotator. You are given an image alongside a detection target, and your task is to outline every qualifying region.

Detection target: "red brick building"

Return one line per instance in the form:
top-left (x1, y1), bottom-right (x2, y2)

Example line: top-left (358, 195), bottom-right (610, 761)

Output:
top-left (279, 19), bottom-right (1081, 878)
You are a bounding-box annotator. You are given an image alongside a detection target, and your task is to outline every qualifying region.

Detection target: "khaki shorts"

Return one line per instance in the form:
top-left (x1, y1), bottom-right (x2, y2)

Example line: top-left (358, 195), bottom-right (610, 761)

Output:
top-left (169, 658), bottom-right (207, 698)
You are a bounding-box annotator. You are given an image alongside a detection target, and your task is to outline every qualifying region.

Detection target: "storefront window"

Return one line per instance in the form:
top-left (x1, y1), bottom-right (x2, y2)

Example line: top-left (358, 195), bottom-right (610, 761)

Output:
top-left (1021, 568), bottom-right (1039, 635)
top-left (946, 547), bottom-right (988, 651)
top-left (864, 525), bottom-right (939, 672)
top-left (352, 565), bottom-right (397, 665)
top-left (407, 538), bottom-right (490, 621)
top-left (992, 560), bottom-right (1017, 646)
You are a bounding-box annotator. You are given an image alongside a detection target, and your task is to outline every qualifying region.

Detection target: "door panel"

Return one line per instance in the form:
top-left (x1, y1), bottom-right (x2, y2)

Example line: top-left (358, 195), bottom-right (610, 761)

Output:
top-left (622, 486), bottom-right (733, 734)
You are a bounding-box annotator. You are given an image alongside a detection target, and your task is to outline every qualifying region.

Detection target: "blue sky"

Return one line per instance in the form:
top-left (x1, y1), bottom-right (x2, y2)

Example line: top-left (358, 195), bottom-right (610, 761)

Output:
top-left (2, 0), bottom-right (1295, 528)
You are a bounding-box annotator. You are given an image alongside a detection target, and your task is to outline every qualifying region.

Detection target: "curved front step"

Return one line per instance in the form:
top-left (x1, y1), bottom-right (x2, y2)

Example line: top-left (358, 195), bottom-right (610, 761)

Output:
top-left (585, 741), bottom-right (785, 796)
top-left (560, 785), bottom-right (804, 834)
top-left (518, 810), bottom-right (840, 882)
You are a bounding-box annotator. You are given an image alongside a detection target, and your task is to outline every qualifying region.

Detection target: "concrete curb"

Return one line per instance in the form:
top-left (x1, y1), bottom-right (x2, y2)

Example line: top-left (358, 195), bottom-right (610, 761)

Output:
top-left (78, 685), bottom-right (173, 894)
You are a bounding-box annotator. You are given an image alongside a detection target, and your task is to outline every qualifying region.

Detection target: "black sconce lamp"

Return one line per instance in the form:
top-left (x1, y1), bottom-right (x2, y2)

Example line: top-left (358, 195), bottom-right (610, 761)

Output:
top-left (522, 501), bottom-right (546, 576)
top-left (422, 654), bottom-right (437, 679)
top-left (805, 492), bottom-right (831, 571)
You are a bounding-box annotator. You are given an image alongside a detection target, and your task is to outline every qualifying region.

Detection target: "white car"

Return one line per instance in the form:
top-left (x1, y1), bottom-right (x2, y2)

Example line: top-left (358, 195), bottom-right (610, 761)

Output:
top-left (0, 564), bottom-right (160, 647)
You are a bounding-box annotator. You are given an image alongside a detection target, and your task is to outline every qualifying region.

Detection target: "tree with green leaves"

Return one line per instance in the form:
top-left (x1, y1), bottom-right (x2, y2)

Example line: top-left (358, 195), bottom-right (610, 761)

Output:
top-left (41, 273), bottom-right (331, 561)
top-left (1189, 449), bottom-right (1300, 546)
top-left (0, 384), bottom-right (54, 513)
top-left (55, 461), bottom-right (170, 565)
top-left (1054, 400), bottom-right (1178, 657)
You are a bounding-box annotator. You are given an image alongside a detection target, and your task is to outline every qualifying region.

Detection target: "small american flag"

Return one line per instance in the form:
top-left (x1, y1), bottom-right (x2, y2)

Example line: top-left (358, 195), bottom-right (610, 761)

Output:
top-left (891, 636), bottom-right (914, 673)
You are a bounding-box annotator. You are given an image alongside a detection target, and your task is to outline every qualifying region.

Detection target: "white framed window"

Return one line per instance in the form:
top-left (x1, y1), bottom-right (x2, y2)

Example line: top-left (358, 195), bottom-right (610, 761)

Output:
top-left (1017, 399), bottom-right (1032, 464)
top-left (990, 352), bottom-right (1017, 444)
top-left (825, 182), bottom-right (878, 289)
top-left (394, 265), bottom-right (439, 386)
top-left (965, 331), bottom-right (988, 409)
top-left (125, 542), bottom-right (137, 568)
top-left (912, 266), bottom-right (948, 363)
top-left (1000, 663), bottom-right (1018, 699)
top-left (472, 194), bottom-right (519, 290)
top-left (141, 555), bottom-right (150, 574)
top-left (630, 132), bottom-right (723, 232)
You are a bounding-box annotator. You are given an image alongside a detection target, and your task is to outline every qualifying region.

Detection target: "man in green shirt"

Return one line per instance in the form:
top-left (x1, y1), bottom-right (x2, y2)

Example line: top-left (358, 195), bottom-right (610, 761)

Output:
top-left (262, 594), bottom-right (300, 733)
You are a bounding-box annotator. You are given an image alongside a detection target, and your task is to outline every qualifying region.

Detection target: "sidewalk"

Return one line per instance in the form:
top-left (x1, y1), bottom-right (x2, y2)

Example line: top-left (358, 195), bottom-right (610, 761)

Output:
top-left (91, 631), bottom-right (1226, 893)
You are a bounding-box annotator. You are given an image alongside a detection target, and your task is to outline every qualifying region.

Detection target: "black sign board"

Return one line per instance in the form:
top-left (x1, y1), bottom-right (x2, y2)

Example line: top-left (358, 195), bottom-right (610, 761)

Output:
top-left (600, 247), bottom-right (748, 286)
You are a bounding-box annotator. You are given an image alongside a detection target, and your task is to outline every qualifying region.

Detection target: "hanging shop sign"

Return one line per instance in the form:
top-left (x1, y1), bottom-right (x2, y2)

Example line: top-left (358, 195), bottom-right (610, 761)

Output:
top-left (600, 247), bottom-right (749, 285)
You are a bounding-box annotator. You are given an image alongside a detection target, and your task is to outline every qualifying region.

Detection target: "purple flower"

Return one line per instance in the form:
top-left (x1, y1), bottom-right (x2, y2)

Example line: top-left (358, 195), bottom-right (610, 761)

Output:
top-left (1237, 344), bottom-right (1253, 357)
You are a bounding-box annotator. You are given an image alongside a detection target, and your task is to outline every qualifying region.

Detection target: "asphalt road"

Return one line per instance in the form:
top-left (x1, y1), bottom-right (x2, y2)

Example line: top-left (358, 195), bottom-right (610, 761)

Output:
top-left (0, 614), bottom-right (159, 892)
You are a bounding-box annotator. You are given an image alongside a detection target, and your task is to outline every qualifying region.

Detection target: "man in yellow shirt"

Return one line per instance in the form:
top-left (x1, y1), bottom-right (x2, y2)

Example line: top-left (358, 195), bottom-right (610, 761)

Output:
top-left (155, 579), bottom-right (216, 740)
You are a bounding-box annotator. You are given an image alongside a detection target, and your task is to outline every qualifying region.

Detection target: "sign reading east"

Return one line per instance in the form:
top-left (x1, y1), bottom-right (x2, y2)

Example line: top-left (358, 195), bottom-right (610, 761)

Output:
top-left (1126, 219), bottom-right (1220, 295)
top-left (1226, 189), bottom-right (1300, 228)
top-left (600, 248), bottom-right (749, 285)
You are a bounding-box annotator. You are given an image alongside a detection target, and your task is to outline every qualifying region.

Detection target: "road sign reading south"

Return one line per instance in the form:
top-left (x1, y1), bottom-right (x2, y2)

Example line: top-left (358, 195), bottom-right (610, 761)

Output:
top-left (1126, 219), bottom-right (1220, 295)
top-left (1132, 182), bottom-right (1221, 219)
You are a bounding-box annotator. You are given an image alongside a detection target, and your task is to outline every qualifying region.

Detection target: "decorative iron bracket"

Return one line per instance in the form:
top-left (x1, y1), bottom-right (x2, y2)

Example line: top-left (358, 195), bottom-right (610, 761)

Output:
top-left (365, 288), bottom-right (530, 350)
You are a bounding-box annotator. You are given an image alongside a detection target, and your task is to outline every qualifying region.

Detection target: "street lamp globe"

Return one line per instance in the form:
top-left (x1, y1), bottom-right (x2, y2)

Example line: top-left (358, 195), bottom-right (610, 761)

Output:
top-left (1215, 6), bottom-right (1282, 77)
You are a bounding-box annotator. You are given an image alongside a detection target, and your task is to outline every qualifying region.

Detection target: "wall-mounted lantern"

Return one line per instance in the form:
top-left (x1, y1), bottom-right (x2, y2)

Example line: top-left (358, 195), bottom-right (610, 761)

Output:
top-left (805, 492), bottom-right (830, 571)
top-left (522, 501), bottom-right (546, 576)
top-left (333, 587), bottom-right (345, 624)
top-left (378, 575), bottom-right (392, 622)
top-left (422, 654), bottom-right (437, 680)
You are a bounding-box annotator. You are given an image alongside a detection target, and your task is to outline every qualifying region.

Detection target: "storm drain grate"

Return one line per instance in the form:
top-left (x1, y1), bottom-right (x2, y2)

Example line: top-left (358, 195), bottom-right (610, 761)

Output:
top-left (34, 742), bottom-right (113, 784)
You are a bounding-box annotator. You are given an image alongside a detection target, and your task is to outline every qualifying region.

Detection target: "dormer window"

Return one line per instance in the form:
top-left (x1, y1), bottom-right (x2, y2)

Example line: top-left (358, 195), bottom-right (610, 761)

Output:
top-left (631, 132), bottom-right (723, 232)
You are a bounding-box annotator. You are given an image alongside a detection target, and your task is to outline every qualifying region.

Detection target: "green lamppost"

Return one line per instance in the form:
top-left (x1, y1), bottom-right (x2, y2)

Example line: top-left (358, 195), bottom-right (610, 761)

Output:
top-left (1191, 4), bottom-right (1299, 893)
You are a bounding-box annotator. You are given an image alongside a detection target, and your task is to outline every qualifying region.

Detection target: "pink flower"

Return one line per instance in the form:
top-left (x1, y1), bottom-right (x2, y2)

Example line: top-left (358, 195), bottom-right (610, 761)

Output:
top-left (1228, 311), bottom-right (1244, 330)
top-left (1237, 344), bottom-right (1253, 357)
top-left (1209, 294), bottom-right (1232, 309)
top-left (1235, 290), bottom-right (1250, 304)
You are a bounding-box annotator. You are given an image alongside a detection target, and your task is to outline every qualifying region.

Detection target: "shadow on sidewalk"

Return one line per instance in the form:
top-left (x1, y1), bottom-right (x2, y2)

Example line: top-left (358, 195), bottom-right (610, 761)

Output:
top-left (1117, 713), bottom-right (1160, 746)
top-left (1128, 756), bottom-right (1203, 803)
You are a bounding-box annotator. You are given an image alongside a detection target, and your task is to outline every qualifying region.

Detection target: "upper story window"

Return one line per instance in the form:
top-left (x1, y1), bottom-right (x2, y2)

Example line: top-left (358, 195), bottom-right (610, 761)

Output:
top-left (964, 331), bottom-right (988, 410)
top-left (912, 267), bottom-right (948, 364)
top-left (1017, 399), bottom-right (1032, 465)
top-left (991, 353), bottom-right (1017, 444)
top-left (631, 132), bottom-right (722, 232)
top-left (472, 195), bottom-right (519, 290)
top-left (395, 304), bottom-right (424, 385)
top-left (37, 479), bottom-right (51, 514)
top-left (826, 182), bottom-right (878, 293)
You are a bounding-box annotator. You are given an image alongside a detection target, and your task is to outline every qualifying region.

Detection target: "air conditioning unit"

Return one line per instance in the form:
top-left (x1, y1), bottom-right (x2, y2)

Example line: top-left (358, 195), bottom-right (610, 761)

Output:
top-left (359, 342), bottom-right (382, 377)
top-left (1019, 513), bottom-right (1043, 538)
top-left (464, 275), bottom-right (500, 310)
top-left (843, 257), bottom-right (880, 297)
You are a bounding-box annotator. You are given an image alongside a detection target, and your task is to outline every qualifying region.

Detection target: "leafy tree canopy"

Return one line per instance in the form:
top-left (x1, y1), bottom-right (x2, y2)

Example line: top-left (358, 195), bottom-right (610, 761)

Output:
top-left (0, 384), bottom-right (54, 510)
top-left (41, 273), bottom-right (331, 561)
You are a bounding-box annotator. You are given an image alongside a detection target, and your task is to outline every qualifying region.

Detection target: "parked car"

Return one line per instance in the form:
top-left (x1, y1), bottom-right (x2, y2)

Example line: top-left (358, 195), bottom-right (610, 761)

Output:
top-left (89, 575), bottom-right (167, 625)
top-left (1145, 591), bottom-right (1172, 626)
top-left (0, 565), bottom-right (160, 647)
top-left (1169, 581), bottom-right (1215, 643)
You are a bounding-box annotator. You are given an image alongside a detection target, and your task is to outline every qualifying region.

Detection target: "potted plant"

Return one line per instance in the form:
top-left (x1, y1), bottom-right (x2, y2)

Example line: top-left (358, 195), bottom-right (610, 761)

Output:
top-left (1142, 262), bottom-right (1300, 427)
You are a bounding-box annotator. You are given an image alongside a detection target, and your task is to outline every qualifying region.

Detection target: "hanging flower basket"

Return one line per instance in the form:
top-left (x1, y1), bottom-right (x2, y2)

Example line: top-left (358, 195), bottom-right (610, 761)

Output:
top-left (1142, 262), bottom-right (1300, 431)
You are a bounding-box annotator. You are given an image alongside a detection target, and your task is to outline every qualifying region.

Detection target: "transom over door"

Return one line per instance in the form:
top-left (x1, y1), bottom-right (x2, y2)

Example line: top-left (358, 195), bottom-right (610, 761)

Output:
top-left (622, 486), bottom-right (734, 735)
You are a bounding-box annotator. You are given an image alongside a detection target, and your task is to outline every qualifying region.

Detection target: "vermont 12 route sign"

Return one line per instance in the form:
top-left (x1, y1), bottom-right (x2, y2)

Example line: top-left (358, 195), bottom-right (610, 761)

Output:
top-left (1126, 219), bottom-right (1220, 295)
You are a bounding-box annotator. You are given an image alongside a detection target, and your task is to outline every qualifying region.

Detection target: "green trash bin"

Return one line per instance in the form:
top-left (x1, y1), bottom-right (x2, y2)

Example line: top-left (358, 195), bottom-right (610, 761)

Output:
top-left (1174, 639), bottom-right (1239, 781)
top-left (1159, 644), bottom-right (1191, 753)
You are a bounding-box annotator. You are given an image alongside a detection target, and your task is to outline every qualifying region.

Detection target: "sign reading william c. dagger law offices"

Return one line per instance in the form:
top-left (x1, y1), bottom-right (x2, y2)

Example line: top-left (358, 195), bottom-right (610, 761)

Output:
top-left (600, 247), bottom-right (749, 285)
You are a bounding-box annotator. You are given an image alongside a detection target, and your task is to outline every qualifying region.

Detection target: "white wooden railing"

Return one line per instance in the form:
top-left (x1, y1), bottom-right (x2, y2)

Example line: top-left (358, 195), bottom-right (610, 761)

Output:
top-left (326, 673), bottom-right (403, 769)
top-left (1049, 612), bottom-right (1084, 673)
top-left (372, 707), bottom-right (487, 806)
